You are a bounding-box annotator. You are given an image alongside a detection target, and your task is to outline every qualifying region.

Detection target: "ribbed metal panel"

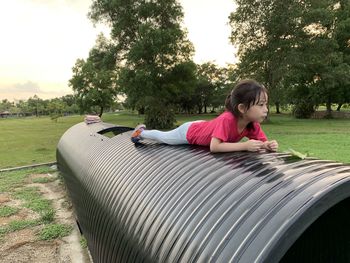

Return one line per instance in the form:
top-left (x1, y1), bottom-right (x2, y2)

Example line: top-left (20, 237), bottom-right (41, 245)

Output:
top-left (56, 122), bottom-right (350, 263)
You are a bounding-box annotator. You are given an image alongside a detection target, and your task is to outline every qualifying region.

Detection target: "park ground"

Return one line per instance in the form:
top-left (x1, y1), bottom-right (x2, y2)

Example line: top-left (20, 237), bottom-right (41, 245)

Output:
top-left (0, 110), bottom-right (349, 261)
top-left (0, 166), bottom-right (91, 263)
top-left (0, 110), bottom-right (350, 169)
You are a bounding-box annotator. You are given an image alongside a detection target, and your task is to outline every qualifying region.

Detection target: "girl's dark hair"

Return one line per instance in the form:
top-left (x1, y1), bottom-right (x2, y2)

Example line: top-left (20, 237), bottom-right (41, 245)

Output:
top-left (225, 79), bottom-right (268, 128)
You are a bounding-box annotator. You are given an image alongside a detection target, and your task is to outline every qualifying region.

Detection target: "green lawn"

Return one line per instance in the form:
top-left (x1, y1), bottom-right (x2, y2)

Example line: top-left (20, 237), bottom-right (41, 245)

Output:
top-left (0, 111), bottom-right (349, 168)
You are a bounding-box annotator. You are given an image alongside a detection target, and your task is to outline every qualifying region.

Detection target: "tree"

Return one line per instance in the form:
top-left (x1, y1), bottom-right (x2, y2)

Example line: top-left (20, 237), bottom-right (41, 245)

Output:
top-left (16, 100), bottom-right (30, 116)
top-left (194, 62), bottom-right (230, 114)
top-left (229, 0), bottom-right (302, 113)
top-left (0, 99), bottom-right (13, 112)
top-left (27, 95), bottom-right (45, 117)
top-left (89, 0), bottom-right (195, 128)
top-left (230, 0), bottom-right (350, 117)
top-left (333, 0), bottom-right (350, 110)
top-left (69, 34), bottom-right (117, 117)
top-left (286, 0), bottom-right (350, 117)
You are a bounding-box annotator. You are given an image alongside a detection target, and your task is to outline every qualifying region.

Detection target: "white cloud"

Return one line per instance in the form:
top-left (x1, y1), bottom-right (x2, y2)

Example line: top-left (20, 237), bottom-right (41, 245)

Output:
top-left (0, 0), bottom-right (107, 93)
top-left (0, 0), bottom-right (237, 101)
top-left (0, 81), bottom-right (71, 101)
top-left (10, 81), bottom-right (42, 93)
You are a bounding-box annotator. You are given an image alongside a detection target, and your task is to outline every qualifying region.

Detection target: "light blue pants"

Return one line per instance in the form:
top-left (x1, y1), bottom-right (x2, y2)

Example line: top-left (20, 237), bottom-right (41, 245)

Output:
top-left (141, 121), bottom-right (193, 145)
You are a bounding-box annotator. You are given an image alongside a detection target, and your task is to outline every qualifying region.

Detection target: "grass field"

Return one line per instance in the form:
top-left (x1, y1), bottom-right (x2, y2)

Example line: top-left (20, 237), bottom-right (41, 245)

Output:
top-left (0, 111), bottom-right (349, 168)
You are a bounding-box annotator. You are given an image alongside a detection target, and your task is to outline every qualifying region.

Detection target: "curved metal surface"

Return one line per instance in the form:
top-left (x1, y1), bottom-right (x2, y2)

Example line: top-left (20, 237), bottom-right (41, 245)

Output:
top-left (56, 122), bottom-right (350, 263)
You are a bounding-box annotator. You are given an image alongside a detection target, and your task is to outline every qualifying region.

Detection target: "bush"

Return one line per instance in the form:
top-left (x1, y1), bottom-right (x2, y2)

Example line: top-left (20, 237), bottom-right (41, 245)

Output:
top-left (292, 101), bottom-right (315, 119)
top-left (144, 104), bottom-right (176, 129)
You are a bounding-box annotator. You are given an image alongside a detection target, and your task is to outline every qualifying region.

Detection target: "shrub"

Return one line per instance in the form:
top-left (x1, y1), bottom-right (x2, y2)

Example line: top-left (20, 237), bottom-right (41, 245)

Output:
top-left (292, 101), bottom-right (315, 119)
top-left (144, 104), bottom-right (176, 129)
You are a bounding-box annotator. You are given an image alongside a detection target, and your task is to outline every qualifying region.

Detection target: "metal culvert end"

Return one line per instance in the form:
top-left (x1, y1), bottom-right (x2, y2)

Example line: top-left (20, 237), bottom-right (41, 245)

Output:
top-left (57, 121), bottom-right (350, 263)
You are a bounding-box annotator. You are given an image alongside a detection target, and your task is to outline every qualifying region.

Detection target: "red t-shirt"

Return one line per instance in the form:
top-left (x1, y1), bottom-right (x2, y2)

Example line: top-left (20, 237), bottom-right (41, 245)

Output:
top-left (186, 111), bottom-right (267, 146)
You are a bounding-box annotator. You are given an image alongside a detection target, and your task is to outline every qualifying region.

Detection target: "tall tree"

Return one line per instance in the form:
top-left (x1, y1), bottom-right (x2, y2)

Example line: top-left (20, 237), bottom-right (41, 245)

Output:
top-left (230, 0), bottom-right (350, 117)
top-left (333, 0), bottom-right (350, 110)
top-left (287, 0), bottom-right (350, 117)
top-left (69, 34), bottom-right (117, 117)
top-left (0, 99), bottom-right (13, 112)
top-left (229, 0), bottom-right (302, 113)
top-left (194, 62), bottom-right (230, 114)
top-left (89, 0), bottom-right (195, 128)
top-left (27, 95), bottom-right (45, 117)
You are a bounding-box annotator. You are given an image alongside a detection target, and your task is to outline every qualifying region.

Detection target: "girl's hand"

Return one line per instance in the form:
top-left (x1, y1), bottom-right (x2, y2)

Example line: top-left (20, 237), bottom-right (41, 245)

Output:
top-left (245, 139), bottom-right (264, 152)
top-left (263, 140), bottom-right (279, 152)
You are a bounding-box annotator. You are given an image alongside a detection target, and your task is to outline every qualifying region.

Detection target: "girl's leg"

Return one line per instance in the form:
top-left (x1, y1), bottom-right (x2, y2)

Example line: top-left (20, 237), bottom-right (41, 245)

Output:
top-left (141, 122), bottom-right (193, 145)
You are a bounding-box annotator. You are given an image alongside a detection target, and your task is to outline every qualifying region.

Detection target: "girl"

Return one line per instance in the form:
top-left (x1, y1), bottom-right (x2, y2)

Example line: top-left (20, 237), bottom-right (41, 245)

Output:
top-left (131, 79), bottom-right (278, 153)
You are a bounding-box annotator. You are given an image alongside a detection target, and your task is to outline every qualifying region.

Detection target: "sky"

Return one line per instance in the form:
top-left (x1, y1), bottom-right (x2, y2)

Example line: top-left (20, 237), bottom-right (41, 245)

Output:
top-left (0, 0), bottom-right (237, 102)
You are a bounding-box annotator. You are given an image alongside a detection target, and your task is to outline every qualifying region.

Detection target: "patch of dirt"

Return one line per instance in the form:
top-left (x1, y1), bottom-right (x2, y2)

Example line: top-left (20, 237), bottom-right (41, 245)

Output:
top-left (1, 241), bottom-right (59, 263)
top-left (0, 172), bottom-right (92, 263)
top-left (0, 193), bottom-right (10, 203)
top-left (24, 173), bottom-right (56, 184)
top-left (0, 207), bottom-right (39, 226)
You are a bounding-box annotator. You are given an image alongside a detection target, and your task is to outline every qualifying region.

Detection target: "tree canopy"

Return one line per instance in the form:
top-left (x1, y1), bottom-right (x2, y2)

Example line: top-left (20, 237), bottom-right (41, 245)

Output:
top-left (230, 0), bottom-right (350, 117)
top-left (69, 34), bottom-right (117, 117)
top-left (88, 0), bottom-right (196, 127)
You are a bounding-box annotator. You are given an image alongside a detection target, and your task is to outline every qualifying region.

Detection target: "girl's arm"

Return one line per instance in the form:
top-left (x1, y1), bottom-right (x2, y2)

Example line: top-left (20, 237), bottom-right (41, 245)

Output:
top-left (210, 137), bottom-right (263, 153)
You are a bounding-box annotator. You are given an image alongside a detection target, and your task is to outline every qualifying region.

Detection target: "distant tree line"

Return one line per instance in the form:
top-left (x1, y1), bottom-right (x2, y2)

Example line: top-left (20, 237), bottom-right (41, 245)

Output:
top-left (0, 95), bottom-right (122, 119)
top-left (67, 0), bottom-right (350, 127)
top-left (0, 95), bottom-right (78, 118)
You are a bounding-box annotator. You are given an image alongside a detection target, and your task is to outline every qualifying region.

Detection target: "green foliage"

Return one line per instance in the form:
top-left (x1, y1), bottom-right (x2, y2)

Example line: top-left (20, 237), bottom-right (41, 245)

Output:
top-left (194, 63), bottom-right (230, 114)
top-left (292, 100), bottom-right (316, 119)
top-left (0, 206), bottom-right (19, 217)
top-left (1, 112), bottom-right (350, 167)
top-left (0, 95), bottom-right (80, 117)
top-left (0, 167), bottom-right (53, 191)
top-left (27, 95), bottom-right (45, 117)
top-left (89, 0), bottom-right (196, 126)
top-left (3, 219), bottom-right (41, 233)
top-left (230, 0), bottom-right (350, 115)
top-left (38, 223), bottom-right (72, 240)
top-left (0, 168), bottom-right (67, 244)
top-left (145, 103), bottom-right (176, 129)
top-left (13, 187), bottom-right (53, 218)
top-left (229, 0), bottom-right (299, 111)
top-left (50, 113), bottom-right (64, 122)
top-left (8, 220), bottom-right (39, 231)
top-left (69, 34), bottom-right (117, 117)
top-left (0, 99), bottom-right (13, 112)
top-left (80, 236), bottom-right (88, 249)
top-left (0, 170), bottom-right (27, 192)
top-left (32, 176), bottom-right (56, 183)
top-left (286, 148), bottom-right (309, 160)
top-left (40, 209), bottom-right (56, 224)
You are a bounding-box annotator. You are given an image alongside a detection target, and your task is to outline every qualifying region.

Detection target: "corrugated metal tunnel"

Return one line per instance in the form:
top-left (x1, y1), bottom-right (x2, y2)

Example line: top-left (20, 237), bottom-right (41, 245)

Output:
top-left (56, 121), bottom-right (350, 263)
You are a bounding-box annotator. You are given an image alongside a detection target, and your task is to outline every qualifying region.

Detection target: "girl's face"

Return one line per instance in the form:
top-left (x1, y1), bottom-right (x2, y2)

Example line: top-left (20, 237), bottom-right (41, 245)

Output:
top-left (240, 92), bottom-right (268, 123)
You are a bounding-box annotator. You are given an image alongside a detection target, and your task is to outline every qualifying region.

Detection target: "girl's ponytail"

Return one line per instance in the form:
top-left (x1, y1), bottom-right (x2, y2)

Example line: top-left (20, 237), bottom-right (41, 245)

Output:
top-left (225, 93), bottom-right (233, 112)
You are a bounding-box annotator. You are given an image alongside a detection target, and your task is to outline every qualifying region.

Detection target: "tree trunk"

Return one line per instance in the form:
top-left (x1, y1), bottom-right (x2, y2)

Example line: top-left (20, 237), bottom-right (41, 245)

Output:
top-left (326, 98), bottom-right (332, 116)
top-left (336, 103), bottom-right (343, 111)
top-left (197, 104), bottom-right (202, 114)
top-left (99, 106), bottom-right (104, 117)
top-left (138, 107), bottom-right (145, 115)
top-left (275, 102), bottom-right (281, 114)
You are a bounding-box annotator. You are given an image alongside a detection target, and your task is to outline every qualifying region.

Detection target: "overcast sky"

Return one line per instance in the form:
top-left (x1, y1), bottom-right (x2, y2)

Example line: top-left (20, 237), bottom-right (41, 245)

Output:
top-left (0, 0), bottom-right (237, 101)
